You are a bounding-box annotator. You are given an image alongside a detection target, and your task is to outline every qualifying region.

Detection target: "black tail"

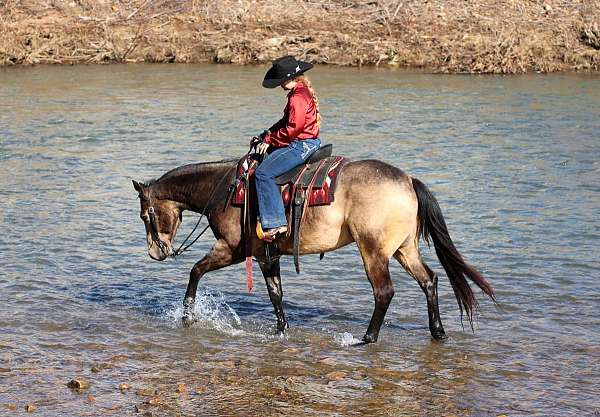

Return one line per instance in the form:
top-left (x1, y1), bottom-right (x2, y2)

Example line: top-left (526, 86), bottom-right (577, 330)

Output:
top-left (412, 177), bottom-right (496, 327)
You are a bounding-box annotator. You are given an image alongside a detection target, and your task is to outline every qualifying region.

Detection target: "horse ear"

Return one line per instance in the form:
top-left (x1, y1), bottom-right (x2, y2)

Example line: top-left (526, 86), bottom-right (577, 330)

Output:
top-left (132, 180), bottom-right (144, 194)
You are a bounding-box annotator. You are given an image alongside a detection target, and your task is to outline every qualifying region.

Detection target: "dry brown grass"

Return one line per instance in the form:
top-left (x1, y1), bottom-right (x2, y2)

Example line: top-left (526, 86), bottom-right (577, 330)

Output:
top-left (1, 0), bottom-right (599, 72)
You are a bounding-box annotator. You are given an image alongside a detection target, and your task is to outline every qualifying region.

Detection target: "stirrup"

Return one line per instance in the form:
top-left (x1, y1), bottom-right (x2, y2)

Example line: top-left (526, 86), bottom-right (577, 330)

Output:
top-left (256, 222), bottom-right (287, 242)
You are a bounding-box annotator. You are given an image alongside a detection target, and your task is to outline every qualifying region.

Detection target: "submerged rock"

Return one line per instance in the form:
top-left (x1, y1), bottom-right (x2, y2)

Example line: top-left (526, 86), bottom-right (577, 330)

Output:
top-left (326, 371), bottom-right (347, 381)
top-left (135, 387), bottom-right (157, 397)
top-left (318, 357), bottom-right (336, 366)
top-left (118, 383), bottom-right (131, 391)
top-left (146, 397), bottom-right (162, 405)
top-left (214, 360), bottom-right (236, 369)
top-left (67, 378), bottom-right (90, 391)
top-left (25, 404), bottom-right (37, 413)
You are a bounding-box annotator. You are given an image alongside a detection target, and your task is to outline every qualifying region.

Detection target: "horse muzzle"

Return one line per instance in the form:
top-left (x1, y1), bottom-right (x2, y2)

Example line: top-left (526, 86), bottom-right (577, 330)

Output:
top-left (147, 234), bottom-right (174, 261)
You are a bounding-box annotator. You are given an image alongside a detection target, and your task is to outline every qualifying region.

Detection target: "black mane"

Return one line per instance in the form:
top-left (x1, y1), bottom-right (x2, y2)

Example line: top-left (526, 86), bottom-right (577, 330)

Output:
top-left (144, 158), bottom-right (237, 186)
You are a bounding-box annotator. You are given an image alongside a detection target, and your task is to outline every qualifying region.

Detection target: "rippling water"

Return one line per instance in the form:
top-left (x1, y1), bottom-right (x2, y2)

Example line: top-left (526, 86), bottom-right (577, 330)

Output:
top-left (1, 64), bottom-right (599, 416)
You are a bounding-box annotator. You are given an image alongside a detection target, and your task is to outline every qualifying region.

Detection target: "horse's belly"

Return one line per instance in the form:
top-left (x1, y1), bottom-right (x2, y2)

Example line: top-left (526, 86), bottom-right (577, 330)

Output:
top-left (278, 199), bottom-right (352, 255)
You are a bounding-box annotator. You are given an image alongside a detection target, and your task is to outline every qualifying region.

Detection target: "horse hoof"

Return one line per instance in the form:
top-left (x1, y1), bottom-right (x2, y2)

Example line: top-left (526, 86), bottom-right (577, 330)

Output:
top-left (362, 333), bottom-right (378, 344)
top-left (431, 331), bottom-right (448, 342)
top-left (182, 314), bottom-right (197, 327)
top-left (275, 325), bottom-right (288, 337)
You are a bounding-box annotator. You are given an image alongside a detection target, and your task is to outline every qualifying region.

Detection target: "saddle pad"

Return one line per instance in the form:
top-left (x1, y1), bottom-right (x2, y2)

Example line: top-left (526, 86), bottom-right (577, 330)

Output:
top-left (232, 155), bottom-right (348, 207)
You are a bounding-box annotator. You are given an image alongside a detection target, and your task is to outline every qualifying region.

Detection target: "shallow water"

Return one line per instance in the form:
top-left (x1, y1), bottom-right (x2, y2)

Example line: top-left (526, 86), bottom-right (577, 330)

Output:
top-left (1, 64), bottom-right (599, 416)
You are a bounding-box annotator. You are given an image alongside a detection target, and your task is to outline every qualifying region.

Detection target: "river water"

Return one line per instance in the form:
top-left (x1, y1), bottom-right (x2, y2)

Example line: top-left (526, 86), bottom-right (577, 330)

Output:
top-left (0, 64), bottom-right (599, 416)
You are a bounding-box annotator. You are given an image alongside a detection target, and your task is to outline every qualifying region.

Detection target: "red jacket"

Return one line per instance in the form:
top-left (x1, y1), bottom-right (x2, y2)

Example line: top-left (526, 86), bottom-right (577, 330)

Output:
top-left (264, 82), bottom-right (320, 148)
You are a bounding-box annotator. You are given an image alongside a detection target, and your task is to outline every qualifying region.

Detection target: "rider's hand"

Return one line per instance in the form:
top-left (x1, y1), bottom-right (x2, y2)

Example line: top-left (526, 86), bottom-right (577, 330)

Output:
top-left (257, 142), bottom-right (270, 155)
top-left (250, 136), bottom-right (261, 147)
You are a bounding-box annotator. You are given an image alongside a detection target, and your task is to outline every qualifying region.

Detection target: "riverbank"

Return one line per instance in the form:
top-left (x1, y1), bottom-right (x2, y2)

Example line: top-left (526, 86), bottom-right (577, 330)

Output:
top-left (1, 0), bottom-right (599, 73)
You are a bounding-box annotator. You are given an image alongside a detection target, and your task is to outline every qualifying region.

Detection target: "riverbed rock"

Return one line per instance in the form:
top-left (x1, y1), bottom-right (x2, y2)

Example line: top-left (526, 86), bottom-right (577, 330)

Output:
top-left (25, 404), bottom-right (36, 413)
top-left (134, 404), bottom-right (152, 415)
top-left (135, 387), bottom-right (157, 397)
top-left (67, 378), bottom-right (90, 390)
top-left (194, 388), bottom-right (206, 395)
top-left (326, 371), bottom-right (347, 381)
top-left (118, 383), bottom-right (131, 391)
top-left (318, 357), bottom-right (336, 366)
top-left (285, 376), bottom-right (297, 385)
top-left (217, 360), bottom-right (236, 369)
top-left (147, 397), bottom-right (162, 405)
top-left (175, 383), bottom-right (187, 394)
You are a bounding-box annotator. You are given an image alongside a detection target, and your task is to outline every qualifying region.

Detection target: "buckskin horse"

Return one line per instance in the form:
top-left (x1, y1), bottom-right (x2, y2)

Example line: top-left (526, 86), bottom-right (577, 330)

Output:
top-left (132, 152), bottom-right (495, 343)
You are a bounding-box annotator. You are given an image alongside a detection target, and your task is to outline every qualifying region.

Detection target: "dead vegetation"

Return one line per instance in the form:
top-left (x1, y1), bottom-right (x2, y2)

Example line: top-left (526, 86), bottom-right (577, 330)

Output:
top-left (580, 22), bottom-right (600, 50)
top-left (1, 0), bottom-right (599, 73)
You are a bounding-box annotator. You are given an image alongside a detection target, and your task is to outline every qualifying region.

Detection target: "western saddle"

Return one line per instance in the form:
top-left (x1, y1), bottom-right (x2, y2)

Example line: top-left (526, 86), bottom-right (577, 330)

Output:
top-left (230, 144), bottom-right (347, 274)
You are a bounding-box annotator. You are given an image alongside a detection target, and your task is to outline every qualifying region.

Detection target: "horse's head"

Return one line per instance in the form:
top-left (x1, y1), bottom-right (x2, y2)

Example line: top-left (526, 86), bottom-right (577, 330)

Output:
top-left (132, 180), bottom-right (182, 261)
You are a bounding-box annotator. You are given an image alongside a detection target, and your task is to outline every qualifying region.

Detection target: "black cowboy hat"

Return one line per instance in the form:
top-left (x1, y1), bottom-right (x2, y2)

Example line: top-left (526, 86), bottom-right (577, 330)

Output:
top-left (262, 55), bottom-right (314, 88)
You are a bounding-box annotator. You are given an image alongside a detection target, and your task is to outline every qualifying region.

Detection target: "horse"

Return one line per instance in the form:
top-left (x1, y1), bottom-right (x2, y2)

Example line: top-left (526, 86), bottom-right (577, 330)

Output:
top-left (132, 158), bottom-right (495, 343)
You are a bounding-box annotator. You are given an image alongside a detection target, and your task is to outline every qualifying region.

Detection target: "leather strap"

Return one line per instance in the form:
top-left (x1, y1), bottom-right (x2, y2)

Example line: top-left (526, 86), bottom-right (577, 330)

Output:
top-left (292, 189), bottom-right (304, 274)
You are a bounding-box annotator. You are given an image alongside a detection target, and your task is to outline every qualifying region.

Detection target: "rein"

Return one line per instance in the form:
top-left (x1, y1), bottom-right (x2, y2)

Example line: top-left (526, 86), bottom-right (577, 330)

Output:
top-left (146, 166), bottom-right (234, 259)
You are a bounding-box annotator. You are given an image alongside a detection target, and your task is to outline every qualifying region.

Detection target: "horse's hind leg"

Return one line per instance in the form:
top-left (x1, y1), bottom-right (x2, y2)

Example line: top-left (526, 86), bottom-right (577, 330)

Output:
top-left (358, 243), bottom-right (395, 344)
top-left (258, 258), bottom-right (288, 335)
top-left (394, 245), bottom-right (447, 341)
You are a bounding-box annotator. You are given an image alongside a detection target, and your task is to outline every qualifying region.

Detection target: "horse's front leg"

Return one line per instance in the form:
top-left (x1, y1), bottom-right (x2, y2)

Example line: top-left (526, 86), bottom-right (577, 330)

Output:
top-left (182, 239), bottom-right (242, 326)
top-left (258, 258), bottom-right (289, 335)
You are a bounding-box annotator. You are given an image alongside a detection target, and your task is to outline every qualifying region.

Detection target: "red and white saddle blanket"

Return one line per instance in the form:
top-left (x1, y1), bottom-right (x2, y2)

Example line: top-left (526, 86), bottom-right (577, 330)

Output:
top-left (232, 154), bottom-right (348, 207)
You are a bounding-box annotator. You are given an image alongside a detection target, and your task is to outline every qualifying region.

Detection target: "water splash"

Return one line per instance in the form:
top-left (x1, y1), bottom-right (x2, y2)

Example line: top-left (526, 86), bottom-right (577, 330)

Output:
top-left (164, 289), bottom-right (245, 336)
top-left (334, 332), bottom-right (362, 347)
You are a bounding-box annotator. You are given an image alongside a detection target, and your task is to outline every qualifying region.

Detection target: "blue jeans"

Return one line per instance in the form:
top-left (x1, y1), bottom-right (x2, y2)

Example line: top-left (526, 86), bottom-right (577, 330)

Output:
top-left (255, 138), bottom-right (321, 229)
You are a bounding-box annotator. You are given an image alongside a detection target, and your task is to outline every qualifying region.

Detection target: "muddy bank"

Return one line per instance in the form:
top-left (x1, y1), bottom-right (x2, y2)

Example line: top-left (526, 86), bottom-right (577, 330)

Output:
top-left (1, 0), bottom-right (600, 73)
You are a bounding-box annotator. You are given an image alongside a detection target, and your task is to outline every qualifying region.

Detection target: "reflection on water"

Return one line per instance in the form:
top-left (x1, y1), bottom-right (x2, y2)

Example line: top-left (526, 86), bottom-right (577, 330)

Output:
top-left (0, 64), bottom-right (599, 416)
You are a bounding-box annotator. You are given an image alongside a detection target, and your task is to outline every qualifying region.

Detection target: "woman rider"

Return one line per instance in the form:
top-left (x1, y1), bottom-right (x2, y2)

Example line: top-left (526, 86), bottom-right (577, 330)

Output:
top-left (253, 55), bottom-right (322, 240)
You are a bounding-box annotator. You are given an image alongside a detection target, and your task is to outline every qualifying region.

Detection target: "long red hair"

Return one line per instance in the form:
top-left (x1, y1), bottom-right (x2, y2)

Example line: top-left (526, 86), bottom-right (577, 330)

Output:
top-left (294, 75), bottom-right (321, 128)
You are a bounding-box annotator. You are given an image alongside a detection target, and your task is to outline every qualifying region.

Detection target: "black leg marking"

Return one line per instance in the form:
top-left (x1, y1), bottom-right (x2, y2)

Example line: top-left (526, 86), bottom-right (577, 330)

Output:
top-left (395, 249), bottom-right (447, 341)
top-left (362, 255), bottom-right (395, 344)
top-left (259, 258), bottom-right (288, 334)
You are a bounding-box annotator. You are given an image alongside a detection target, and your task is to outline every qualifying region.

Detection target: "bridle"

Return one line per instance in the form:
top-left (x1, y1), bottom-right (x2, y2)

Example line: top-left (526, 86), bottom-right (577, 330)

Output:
top-left (147, 205), bottom-right (175, 257)
top-left (144, 167), bottom-right (234, 258)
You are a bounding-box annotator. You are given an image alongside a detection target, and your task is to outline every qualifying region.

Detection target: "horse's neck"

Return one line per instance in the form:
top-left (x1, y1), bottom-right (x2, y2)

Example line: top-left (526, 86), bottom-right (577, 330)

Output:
top-left (151, 163), bottom-right (235, 213)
